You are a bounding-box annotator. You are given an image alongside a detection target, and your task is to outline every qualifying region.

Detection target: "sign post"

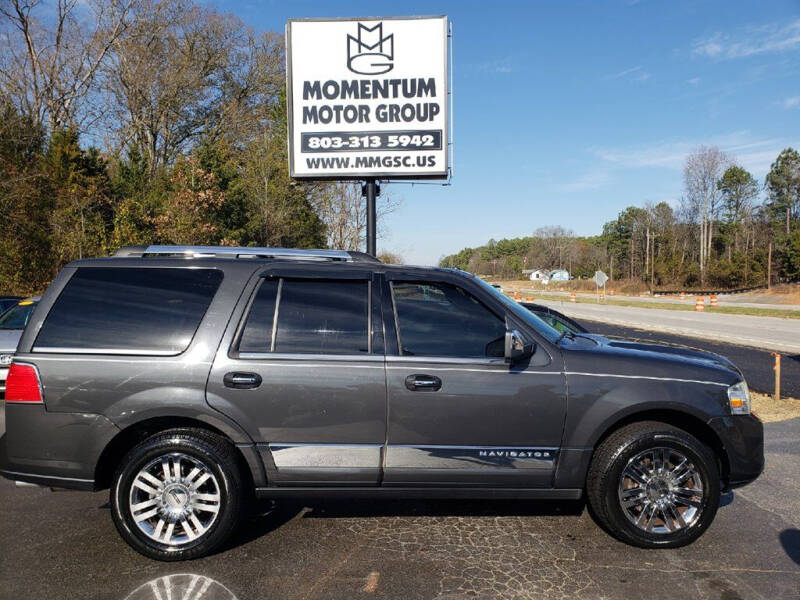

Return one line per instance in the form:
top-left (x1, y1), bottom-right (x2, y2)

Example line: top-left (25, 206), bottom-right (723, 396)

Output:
top-left (286, 16), bottom-right (450, 255)
top-left (363, 179), bottom-right (378, 256)
top-left (593, 270), bottom-right (609, 303)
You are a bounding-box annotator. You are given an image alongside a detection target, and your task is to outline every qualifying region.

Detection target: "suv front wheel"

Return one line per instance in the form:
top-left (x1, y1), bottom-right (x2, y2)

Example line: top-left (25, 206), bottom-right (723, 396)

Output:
top-left (587, 421), bottom-right (720, 548)
top-left (111, 428), bottom-right (244, 561)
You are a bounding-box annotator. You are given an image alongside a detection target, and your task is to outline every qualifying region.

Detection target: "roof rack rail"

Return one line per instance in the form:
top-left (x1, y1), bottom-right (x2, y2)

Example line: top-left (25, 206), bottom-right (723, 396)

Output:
top-left (112, 245), bottom-right (381, 263)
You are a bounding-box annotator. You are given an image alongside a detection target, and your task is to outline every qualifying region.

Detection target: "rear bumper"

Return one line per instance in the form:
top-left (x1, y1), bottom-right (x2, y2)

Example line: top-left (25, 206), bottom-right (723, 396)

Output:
top-left (0, 403), bottom-right (119, 490)
top-left (707, 414), bottom-right (764, 490)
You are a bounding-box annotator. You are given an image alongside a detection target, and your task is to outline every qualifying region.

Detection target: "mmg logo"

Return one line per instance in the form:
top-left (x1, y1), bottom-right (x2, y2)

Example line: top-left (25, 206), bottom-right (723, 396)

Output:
top-left (347, 22), bottom-right (394, 75)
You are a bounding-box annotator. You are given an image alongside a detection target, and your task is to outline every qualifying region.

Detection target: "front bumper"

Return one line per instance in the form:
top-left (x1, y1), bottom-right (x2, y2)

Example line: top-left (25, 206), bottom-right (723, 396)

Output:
top-left (707, 414), bottom-right (764, 490)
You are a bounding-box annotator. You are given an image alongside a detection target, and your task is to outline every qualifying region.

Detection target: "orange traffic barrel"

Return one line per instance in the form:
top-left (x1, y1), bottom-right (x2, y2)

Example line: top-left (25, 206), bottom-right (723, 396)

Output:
top-left (680, 291), bottom-right (686, 299)
top-left (710, 294), bottom-right (718, 307)
top-left (570, 292), bottom-right (577, 303)
top-left (695, 297), bottom-right (705, 312)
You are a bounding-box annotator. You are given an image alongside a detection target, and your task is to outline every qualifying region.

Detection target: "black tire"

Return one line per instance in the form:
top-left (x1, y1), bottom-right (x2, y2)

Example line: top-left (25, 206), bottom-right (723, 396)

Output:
top-left (586, 421), bottom-right (720, 549)
top-left (110, 428), bottom-right (244, 561)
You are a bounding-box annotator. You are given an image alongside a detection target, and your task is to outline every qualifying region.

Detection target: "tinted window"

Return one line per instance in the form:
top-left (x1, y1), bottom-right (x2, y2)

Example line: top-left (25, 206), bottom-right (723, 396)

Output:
top-left (239, 279), bottom-right (369, 354)
top-left (392, 282), bottom-right (506, 358)
top-left (35, 268), bottom-right (222, 354)
top-left (275, 279), bottom-right (369, 354)
top-left (0, 302), bottom-right (37, 330)
top-left (238, 279), bottom-right (279, 352)
top-left (0, 299), bottom-right (21, 314)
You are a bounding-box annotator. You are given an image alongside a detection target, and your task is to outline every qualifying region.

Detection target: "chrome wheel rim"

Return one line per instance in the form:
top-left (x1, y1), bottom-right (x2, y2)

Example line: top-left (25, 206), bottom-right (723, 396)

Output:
top-left (618, 446), bottom-right (704, 534)
top-left (129, 452), bottom-right (221, 546)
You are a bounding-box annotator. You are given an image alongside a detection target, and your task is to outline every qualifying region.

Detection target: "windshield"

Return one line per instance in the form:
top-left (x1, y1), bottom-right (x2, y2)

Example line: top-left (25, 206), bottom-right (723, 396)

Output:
top-left (0, 302), bottom-right (36, 330)
top-left (472, 277), bottom-right (562, 343)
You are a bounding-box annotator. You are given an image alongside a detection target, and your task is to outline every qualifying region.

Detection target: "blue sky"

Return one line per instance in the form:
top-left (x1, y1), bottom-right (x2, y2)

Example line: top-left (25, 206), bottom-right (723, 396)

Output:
top-left (215, 0), bottom-right (800, 264)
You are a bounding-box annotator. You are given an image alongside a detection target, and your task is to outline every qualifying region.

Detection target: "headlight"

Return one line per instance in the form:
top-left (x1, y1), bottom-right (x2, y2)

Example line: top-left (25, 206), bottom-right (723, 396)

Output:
top-left (727, 380), bottom-right (751, 415)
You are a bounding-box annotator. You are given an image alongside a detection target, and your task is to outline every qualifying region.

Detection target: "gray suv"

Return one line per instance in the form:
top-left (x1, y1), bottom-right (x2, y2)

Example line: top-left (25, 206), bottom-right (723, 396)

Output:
top-left (0, 246), bottom-right (763, 561)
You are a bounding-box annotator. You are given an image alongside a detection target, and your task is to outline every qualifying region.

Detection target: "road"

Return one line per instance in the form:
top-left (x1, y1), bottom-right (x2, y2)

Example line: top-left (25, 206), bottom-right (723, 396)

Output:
top-left (583, 321), bottom-right (800, 398)
top-left (535, 298), bottom-right (800, 354)
top-left (515, 290), bottom-right (800, 311)
top-left (1, 414), bottom-right (799, 599)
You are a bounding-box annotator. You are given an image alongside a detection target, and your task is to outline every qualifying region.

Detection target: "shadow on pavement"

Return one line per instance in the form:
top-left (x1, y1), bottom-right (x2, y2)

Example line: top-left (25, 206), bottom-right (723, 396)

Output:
top-left (221, 501), bottom-right (303, 551)
top-left (779, 528), bottom-right (800, 565)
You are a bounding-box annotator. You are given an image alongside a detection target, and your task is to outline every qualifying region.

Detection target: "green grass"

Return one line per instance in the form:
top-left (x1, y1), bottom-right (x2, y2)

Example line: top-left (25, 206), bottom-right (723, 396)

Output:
top-left (517, 292), bottom-right (800, 319)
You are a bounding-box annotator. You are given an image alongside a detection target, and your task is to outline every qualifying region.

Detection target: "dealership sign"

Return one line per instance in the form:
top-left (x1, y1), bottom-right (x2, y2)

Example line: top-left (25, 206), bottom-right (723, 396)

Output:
top-left (286, 16), bottom-right (450, 179)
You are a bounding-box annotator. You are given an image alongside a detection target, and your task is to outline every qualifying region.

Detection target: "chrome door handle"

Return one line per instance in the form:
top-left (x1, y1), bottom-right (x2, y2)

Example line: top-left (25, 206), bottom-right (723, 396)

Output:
top-left (224, 372), bottom-right (262, 389)
top-left (405, 374), bottom-right (442, 392)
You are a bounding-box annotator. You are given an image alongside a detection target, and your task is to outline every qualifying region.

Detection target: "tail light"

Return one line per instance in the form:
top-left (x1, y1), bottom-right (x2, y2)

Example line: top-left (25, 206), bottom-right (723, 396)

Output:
top-left (5, 363), bottom-right (43, 403)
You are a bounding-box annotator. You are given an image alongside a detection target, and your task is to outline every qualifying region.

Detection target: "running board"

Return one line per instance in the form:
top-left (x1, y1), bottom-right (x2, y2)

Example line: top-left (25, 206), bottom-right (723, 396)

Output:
top-left (255, 487), bottom-right (583, 500)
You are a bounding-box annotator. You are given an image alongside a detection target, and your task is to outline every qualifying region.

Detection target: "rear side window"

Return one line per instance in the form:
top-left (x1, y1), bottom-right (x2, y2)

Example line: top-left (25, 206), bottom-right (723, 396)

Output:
top-left (35, 268), bottom-right (222, 354)
top-left (239, 278), bottom-right (369, 355)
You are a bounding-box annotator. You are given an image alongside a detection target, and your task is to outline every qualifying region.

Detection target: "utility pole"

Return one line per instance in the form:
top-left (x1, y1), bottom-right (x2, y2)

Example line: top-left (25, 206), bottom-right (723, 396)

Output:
top-left (362, 179), bottom-right (379, 257)
top-left (645, 230), bottom-right (649, 280)
top-left (767, 240), bottom-right (772, 289)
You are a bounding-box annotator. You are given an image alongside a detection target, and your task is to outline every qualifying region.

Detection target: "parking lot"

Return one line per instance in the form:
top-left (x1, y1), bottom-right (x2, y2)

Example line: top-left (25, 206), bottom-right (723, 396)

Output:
top-left (2, 381), bottom-right (799, 600)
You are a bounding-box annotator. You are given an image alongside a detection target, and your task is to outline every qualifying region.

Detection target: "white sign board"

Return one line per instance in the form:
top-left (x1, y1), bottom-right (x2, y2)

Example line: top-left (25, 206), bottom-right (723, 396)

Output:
top-left (593, 270), bottom-right (609, 287)
top-left (286, 16), bottom-right (449, 179)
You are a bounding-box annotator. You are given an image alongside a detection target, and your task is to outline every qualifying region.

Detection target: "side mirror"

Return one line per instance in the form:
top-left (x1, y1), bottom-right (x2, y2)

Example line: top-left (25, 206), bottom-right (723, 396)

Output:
top-left (505, 329), bottom-right (534, 363)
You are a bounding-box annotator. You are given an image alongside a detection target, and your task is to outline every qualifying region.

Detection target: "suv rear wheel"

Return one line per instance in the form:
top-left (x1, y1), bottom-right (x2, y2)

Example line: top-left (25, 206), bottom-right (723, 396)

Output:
top-left (110, 428), bottom-right (244, 561)
top-left (586, 421), bottom-right (720, 548)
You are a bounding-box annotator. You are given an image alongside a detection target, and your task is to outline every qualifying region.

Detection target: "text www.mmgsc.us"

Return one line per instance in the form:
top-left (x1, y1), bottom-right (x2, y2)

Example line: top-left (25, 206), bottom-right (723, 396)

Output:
top-left (305, 154), bottom-right (437, 170)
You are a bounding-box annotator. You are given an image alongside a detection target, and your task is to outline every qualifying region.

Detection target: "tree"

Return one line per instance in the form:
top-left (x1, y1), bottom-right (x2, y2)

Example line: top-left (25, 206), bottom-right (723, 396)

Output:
top-left (151, 156), bottom-right (225, 245)
top-left (0, 0), bottom-right (133, 132)
top-left (683, 146), bottom-right (731, 285)
top-left (765, 148), bottom-right (800, 280)
top-left (99, 0), bottom-right (268, 175)
top-left (377, 251), bottom-right (404, 264)
top-left (43, 129), bottom-right (114, 267)
top-left (765, 148), bottom-right (800, 237)
top-left (237, 90), bottom-right (326, 248)
top-left (717, 165), bottom-right (758, 260)
top-left (0, 102), bottom-right (52, 294)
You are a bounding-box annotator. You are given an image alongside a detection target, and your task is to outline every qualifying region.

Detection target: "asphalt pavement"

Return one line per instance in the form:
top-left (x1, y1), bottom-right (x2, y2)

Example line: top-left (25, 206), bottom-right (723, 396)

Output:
top-left (584, 321), bottom-right (800, 398)
top-left (1, 411), bottom-right (799, 599)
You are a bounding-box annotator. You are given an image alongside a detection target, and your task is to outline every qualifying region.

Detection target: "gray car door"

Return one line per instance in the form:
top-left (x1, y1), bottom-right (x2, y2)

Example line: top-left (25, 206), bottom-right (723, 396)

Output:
top-left (206, 266), bottom-right (386, 486)
top-left (382, 274), bottom-right (567, 487)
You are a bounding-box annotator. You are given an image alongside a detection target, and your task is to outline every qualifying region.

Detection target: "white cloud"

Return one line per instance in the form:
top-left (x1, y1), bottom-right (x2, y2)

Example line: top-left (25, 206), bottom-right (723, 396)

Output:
top-left (780, 95), bottom-right (800, 109)
top-left (604, 66), bottom-right (642, 79)
top-left (592, 131), bottom-right (786, 177)
top-left (472, 57), bottom-right (514, 74)
top-left (693, 19), bottom-right (800, 59)
top-left (555, 170), bottom-right (612, 193)
top-left (603, 66), bottom-right (650, 82)
top-left (685, 77), bottom-right (701, 86)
